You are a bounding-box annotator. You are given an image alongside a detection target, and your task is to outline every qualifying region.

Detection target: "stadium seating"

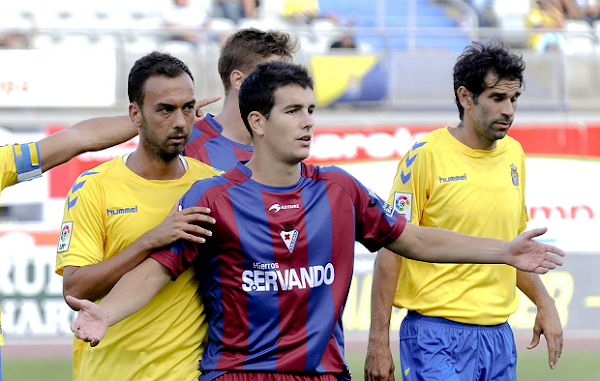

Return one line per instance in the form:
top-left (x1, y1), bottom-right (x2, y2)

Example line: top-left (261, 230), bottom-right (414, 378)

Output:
top-left (318, 0), bottom-right (469, 52)
top-left (493, 0), bottom-right (531, 49)
top-left (563, 19), bottom-right (597, 55)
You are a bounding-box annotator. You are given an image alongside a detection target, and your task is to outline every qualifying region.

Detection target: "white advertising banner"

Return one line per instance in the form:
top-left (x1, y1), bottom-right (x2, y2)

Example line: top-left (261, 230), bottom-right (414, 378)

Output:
top-left (0, 49), bottom-right (116, 107)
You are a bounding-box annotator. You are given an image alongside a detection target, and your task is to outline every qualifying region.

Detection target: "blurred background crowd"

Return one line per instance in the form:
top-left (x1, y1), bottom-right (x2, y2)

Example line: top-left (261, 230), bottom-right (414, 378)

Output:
top-left (1, 0), bottom-right (600, 55)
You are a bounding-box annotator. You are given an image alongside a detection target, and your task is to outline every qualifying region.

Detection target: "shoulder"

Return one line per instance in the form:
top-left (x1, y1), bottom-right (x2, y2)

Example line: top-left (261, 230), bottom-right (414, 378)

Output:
top-left (69, 158), bottom-right (121, 192)
top-left (181, 170), bottom-right (232, 208)
top-left (502, 135), bottom-right (526, 155)
top-left (412, 128), bottom-right (447, 153)
top-left (192, 116), bottom-right (220, 136)
top-left (311, 164), bottom-right (368, 193)
top-left (186, 157), bottom-right (223, 177)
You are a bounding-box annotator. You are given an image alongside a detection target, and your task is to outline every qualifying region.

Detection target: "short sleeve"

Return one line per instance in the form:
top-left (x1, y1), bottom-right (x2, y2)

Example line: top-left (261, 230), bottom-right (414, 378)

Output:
top-left (388, 141), bottom-right (430, 225)
top-left (55, 172), bottom-right (105, 275)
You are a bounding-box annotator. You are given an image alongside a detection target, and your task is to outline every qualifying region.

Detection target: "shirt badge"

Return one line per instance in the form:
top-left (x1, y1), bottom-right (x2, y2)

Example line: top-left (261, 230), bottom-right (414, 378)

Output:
top-left (57, 221), bottom-right (74, 253)
top-left (280, 222), bottom-right (299, 253)
top-left (394, 192), bottom-right (412, 222)
top-left (511, 164), bottom-right (519, 186)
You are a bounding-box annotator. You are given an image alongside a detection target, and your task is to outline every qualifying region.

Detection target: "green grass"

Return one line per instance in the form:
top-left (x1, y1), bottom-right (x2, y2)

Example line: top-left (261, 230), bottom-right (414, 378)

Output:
top-left (3, 351), bottom-right (599, 381)
top-left (3, 357), bottom-right (71, 381)
top-left (346, 350), bottom-right (600, 381)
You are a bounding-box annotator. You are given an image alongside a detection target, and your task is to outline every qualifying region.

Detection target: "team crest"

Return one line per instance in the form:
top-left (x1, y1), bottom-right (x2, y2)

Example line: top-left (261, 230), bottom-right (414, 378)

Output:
top-left (394, 192), bottom-right (412, 222)
top-left (57, 221), bottom-right (74, 253)
top-left (510, 164), bottom-right (519, 186)
top-left (280, 222), bottom-right (298, 253)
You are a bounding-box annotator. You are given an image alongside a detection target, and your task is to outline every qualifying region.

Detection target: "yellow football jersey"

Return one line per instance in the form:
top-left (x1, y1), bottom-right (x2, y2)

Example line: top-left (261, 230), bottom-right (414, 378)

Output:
top-left (389, 127), bottom-right (528, 325)
top-left (0, 142), bottom-right (42, 345)
top-left (56, 155), bottom-right (220, 381)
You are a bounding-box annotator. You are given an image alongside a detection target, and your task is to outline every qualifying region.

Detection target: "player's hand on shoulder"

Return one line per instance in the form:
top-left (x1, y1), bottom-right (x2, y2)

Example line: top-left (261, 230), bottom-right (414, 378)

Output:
top-left (506, 227), bottom-right (565, 274)
top-left (145, 202), bottom-right (216, 249)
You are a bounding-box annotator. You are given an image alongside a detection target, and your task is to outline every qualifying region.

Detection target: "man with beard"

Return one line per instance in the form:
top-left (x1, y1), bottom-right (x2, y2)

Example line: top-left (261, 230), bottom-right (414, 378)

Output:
top-left (55, 51), bottom-right (220, 381)
top-left (365, 41), bottom-right (562, 381)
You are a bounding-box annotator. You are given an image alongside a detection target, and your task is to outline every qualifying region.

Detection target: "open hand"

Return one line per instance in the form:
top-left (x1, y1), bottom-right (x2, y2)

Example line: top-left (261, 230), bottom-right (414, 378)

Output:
top-left (67, 295), bottom-right (108, 347)
top-left (506, 228), bottom-right (565, 274)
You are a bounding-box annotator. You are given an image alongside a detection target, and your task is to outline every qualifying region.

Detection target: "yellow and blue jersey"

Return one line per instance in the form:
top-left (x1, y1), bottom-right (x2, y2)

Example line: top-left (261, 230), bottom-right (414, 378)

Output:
top-left (0, 142), bottom-right (42, 346)
top-left (388, 127), bottom-right (528, 325)
top-left (55, 155), bottom-right (220, 381)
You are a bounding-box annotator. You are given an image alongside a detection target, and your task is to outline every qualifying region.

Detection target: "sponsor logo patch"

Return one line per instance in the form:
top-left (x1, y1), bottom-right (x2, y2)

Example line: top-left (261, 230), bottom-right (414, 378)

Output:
top-left (394, 192), bottom-right (412, 222)
top-left (57, 221), bottom-right (74, 253)
top-left (268, 203), bottom-right (300, 213)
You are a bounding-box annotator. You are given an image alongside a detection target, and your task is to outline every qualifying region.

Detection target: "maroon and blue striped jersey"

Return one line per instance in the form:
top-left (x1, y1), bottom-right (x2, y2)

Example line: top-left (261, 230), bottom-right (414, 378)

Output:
top-left (151, 162), bottom-right (406, 380)
top-left (183, 114), bottom-right (254, 171)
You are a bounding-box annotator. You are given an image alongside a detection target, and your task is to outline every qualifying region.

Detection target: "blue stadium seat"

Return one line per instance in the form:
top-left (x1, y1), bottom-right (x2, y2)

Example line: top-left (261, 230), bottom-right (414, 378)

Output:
top-left (319, 0), bottom-right (468, 52)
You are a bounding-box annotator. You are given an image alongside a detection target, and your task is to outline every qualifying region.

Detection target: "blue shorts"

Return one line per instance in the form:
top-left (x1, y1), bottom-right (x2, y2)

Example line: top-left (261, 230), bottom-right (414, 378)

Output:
top-left (399, 311), bottom-right (516, 381)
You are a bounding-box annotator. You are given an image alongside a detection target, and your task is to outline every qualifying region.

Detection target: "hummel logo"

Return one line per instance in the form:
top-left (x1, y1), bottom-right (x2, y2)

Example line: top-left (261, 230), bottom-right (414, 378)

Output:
top-left (106, 206), bottom-right (139, 216)
top-left (405, 152), bottom-right (417, 167)
top-left (268, 203), bottom-right (300, 213)
top-left (400, 170), bottom-right (411, 184)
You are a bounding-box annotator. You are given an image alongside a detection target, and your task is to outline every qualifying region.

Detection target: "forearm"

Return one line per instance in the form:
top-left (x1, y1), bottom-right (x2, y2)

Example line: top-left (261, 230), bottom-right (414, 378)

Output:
top-left (368, 248), bottom-right (402, 347)
top-left (39, 116), bottom-right (135, 172)
top-left (387, 223), bottom-right (509, 264)
top-left (64, 236), bottom-right (156, 302)
top-left (517, 270), bottom-right (554, 307)
top-left (99, 258), bottom-right (172, 326)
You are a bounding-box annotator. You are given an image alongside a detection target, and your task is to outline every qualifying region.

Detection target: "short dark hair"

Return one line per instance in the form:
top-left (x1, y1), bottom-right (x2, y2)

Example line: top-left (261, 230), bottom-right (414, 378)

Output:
top-left (239, 61), bottom-right (313, 134)
top-left (128, 51), bottom-right (194, 105)
top-left (453, 41), bottom-right (525, 120)
top-left (218, 28), bottom-right (299, 94)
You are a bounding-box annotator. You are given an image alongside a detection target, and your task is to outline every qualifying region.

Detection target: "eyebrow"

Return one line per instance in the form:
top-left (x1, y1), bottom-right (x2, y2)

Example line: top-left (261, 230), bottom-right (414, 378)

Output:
top-left (284, 103), bottom-right (315, 109)
top-left (489, 91), bottom-right (521, 98)
top-left (155, 100), bottom-right (196, 108)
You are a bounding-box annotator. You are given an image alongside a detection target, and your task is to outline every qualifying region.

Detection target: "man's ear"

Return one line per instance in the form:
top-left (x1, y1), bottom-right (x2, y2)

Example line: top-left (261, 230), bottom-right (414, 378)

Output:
top-left (457, 86), bottom-right (472, 111)
top-left (129, 103), bottom-right (143, 129)
top-left (230, 70), bottom-right (245, 92)
top-left (247, 111), bottom-right (265, 137)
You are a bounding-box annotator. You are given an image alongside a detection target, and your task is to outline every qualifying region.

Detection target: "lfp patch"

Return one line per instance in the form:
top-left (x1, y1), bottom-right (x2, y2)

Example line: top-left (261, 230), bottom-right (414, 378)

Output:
top-left (57, 221), bottom-right (74, 253)
top-left (394, 192), bottom-right (413, 222)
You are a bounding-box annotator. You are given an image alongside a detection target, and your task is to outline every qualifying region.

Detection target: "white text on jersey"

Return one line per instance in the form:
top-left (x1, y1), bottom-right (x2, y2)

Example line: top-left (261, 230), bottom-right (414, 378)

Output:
top-left (242, 263), bottom-right (335, 292)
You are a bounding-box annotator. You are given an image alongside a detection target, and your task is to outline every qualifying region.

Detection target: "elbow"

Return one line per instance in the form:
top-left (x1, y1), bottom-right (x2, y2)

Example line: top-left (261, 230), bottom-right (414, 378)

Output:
top-left (63, 287), bottom-right (80, 310)
top-left (63, 284), bottom-right (81, 309)
top-left (63, 282), bottom-right (93, 308)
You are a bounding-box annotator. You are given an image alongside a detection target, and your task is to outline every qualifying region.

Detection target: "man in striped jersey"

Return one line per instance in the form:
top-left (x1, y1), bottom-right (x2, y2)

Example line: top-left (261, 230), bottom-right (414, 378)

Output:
top-left (67, 61), bottom-right (565, 381)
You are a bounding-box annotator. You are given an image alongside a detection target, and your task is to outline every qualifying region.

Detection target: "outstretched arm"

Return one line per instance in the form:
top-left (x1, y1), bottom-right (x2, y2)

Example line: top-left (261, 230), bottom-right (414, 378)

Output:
top-left (386, 224), bottom-right (564, 273)
top-left (38, 116), bottom-right (136, 172)
top-left (68, 257), bottom-right (172, 347)
top-left (364, 248), bottom-right (401, 381)
top-left (63, 203), bottom-right (214, 306)
top-left (38, 95), bottom-right (220, 172)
